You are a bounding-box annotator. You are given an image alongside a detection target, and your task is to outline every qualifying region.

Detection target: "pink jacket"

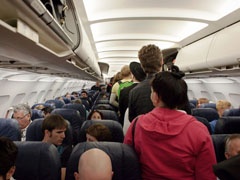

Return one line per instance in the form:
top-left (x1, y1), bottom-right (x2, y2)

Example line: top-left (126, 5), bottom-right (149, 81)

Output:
top-left (124, 107), bottom-right (217, 180)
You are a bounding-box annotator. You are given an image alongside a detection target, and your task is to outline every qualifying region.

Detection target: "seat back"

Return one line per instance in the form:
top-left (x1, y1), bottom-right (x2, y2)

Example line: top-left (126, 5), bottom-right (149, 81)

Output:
top-left (45, 99), bottom-right (65, 108)
top-left (51, 108), bottom-right (83, 144)
top-left (200, 103), bottom-right (216, 110)
top-left (189, 99), bottom-right (198, 107)
top-left (13, 141), bottom-right (61, 180)
top-left (192, 108), bottom-right (219, 122)
top-left (97, 109), bottom-right (119, 122)
top-left (0, 118), bottom-right (21, 141)
top-left (31, 109), bottom-right (44, 120)
top-left (66, 142), bottom-right (141, 180)
top-left (79, 120), bottom-right (124, 142)
top-left (92, 103), bottom-right (116, 111)
top-left (194, 116), bottom-right (212, 134)
top-left (26, 118), bottom-right (73, 145)
top-left (215, 117), bottom-right (240, 134)
top-left (211, 134), bottom-right (229, 163)
top-left (63, 103), bottom-right (87, 121)
top-left (223, 108), bottom-right (240, 116)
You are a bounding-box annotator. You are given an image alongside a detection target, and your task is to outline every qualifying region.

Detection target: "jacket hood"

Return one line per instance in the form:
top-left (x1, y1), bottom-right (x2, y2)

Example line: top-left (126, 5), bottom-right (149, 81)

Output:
top-left (139, 107), bottom-right (195, 138)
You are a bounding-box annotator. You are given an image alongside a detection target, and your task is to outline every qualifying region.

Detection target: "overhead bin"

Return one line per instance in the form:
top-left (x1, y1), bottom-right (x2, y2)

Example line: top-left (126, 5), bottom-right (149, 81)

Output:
top-left (176, 22), bottom-right (240, 73)
top-left (207, 22), bottom-right (240, 68)
top-left (175, 34), bottom-right (215, 72)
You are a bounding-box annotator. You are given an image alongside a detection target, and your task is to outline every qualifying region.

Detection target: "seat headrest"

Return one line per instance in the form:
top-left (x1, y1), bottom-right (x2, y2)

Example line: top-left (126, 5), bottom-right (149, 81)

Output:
top-left (223, 108), bottom-right (240, 116)
top-left (51, 108), bottom-right (83, 144)
top-left (192, 108), bottom-right (219, 122)
top-left (31, 109), bottom-right (44, 120)
top-left (199, 103), bottom-right (216, 110)
top-left (0, 118), bottom-right (21, 141)
top-left (211, 134), bottom-right (229, 163)
top-left (13, 141), bottom-right (61, 180)
top-left (79, 120), bottom-right (124, 142)
top-left (97, 110), bottom-right (119, 121)
top-left (66, 142), bottom-right (141, 180)
top-left (63, 104), bottom-right (87, 121)
top-left (45, 99), bottom-right (65, 108)
top-left (215, 117), bottom-right (240, 134)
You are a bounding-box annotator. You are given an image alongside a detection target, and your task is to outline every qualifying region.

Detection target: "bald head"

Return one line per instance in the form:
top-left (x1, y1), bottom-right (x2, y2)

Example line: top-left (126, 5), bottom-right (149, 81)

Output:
top-left (74, 148), bottom-right (113, 180)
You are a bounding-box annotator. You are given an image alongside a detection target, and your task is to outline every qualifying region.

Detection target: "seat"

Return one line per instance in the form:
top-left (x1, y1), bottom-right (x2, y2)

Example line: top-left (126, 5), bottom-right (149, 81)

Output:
top-left (191, 108), bottom-right (219, 122)
top-left (95, 99), bottom-right (109, 104)
top-left (26, 118), bottom-right (73, 145)
top-left (45, 99), bottom-right (65, 108)
top-left (214, 117), bottom-right (240, 134)
top-left (13, 141), bottom-right (61, 180)
top-left (194, 116), bottom-right (212, 134)
top-left (80, 98), bottom-right (91, 111)
top-left (189, 99), bottom-right (198, 107)
top-left (0, 118), bottom-right (21, 141)
top-left (211, 134), bottom-right (229, 163)
top-left (31, 109), bottom-right (44, 120)
top-left (65, 142), bottom-right (141, 180)
top-left (199, 103), bottom-right (216, 110)
top-left (79, 120), bottom-right (124, 142)
top-left (51, 108), bottom-right (84, 144)
top-left (98, 109), bottom-right (119, 122)
top-left (223, 108), bottom-right (240, 116)
top-left (63, 103), bottom-right (87, 121)
top-left (92, 103), bottom-right (116, 111)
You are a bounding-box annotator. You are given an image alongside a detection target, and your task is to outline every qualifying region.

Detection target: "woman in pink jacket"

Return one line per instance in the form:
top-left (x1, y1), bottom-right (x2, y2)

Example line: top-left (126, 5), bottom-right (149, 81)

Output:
top-left (124, 69), bottom-right (216, 180)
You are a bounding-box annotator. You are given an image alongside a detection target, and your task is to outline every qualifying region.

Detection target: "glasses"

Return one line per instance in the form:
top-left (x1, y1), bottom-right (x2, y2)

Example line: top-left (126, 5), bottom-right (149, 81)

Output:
top-left (14, 113), bottom-right (29, 120)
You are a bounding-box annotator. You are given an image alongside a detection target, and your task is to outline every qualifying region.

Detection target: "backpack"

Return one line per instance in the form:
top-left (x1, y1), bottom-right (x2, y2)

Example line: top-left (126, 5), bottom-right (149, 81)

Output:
top-left (117, 80), bottom-right (133, 98)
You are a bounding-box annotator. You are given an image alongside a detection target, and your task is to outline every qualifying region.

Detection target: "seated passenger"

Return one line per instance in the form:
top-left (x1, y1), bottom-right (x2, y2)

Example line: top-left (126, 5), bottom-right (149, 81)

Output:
top-left (213, 134), bottom-right (240, 180)
top-left (124, 70), bottom-right (216, 179)
top-left (197, 97), bottom-right (209, 108)
top-left (74, 148), bottom-right (113, 180)
top-left (224, 134), bottom-right (240, 159)
top-left (87, 110), bottom-right (103, 120)
top-left (210, 100), bottom-right (231, 133)
top-left (86, 124), bottom-right (112, 142)
top-left (42, 106), bottom-right (54, 117)
top-left (0, 137), bottom-right (18, 180)
top-left (42, 114), bottom-right (72, 180)
top-left (12, 104), bottom-right (32, 141)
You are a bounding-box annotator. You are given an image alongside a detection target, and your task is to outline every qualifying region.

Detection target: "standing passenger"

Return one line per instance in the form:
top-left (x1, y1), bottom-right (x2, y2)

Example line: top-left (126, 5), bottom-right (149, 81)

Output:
top-left (12, 104), bottom-right (32, 141)
top-left (124, 70), bottom-right (216, 179)
top-left (128, 44), bottom-right (163, 122)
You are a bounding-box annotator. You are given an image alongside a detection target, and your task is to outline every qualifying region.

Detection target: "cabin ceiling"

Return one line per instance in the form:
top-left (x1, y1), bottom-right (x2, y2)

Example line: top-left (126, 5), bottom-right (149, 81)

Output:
top-left (74, 0), bottom-right (240, 77)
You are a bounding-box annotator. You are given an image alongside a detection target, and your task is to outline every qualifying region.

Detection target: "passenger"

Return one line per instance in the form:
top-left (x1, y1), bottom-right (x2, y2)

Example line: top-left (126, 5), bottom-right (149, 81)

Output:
top-left (72, 99), bottom-right (82, 104)
top-left (128, 44), bottom-right (163, 122)
top-left (86, 124), bottom-right (112, 142)
top-left (42, 106), bottom-right (54, 117)
top-left (34, 104), bottom-right (45, 110)
top-left (124, 70), bottom-right (216, 179)
top-left (0, 137), bottom-right (18, 180)
top-left (119, 61), bottom-right (146, 126)
top-left (213, 134), bottom-right (240, 180)
top-left (106, 77), bottom-right (114, 93)
top-left (112, 71), bottom-right (122, 85)
top-left (210, 100), bottom-right (231, 133)
top-left (109, 65), bottom-right (132, 108)
top-left (224, 134), bottom-right (240, 159)
top-left (74, 148), bottom-right (113, 180)
top-left (197, 97), bottom-right (209, 108)
top-left (91, 81), bottom-right (101, 92)
top-left (12, 104), bottom-right (32, 141)
top-left (42, 114), bottom-right (72, 180)
top-left (87, 110), bottom-right (103, 120)
top-left (71, 91), bottom-right (79, 98)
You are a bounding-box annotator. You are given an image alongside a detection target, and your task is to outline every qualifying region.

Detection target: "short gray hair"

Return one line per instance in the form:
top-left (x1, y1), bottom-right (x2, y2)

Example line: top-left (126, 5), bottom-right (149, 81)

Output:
top-left (13, 104), bottom-right (32, 116)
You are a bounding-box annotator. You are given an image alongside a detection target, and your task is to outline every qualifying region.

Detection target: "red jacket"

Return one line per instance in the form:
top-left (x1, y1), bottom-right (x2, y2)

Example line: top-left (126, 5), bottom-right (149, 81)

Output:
top-left (124, 107), bottom-right (217, 180)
